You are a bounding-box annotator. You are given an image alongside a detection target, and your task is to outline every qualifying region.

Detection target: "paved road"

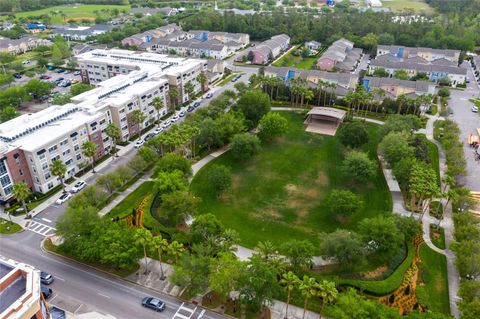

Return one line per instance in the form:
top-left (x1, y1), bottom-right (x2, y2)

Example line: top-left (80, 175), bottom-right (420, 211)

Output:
top-left (447, 61), bottom-right (480, 192)
top-left (0, 231), bottom-right (224, 319)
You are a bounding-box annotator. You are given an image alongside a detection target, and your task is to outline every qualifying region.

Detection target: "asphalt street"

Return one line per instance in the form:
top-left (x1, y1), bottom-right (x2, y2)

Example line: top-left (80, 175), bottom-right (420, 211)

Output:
top-left (0, 231), bottom-right (224, 319)
top-left (447, 61), bottom-right (480, 192)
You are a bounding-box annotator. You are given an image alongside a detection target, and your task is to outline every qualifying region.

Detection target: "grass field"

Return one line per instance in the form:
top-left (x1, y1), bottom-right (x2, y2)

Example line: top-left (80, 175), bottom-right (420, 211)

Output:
top-left (272, 46), bottom-right (318, 70)
top-left (0, 218), bottom-right (22, 234)
top-left (14, 5), bottom-right (130, 24)
top-left (191, 112), bottom-right (392, 250)
top-left (416, 243), bottom-right (450, 314)
top-left (381, 0), bottom-right (434, 13)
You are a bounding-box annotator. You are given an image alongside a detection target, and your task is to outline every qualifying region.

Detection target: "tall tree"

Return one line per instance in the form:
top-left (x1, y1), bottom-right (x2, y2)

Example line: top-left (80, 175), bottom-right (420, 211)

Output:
top-left (152, 97), bottom-right (164, 127)
top-left (196, 72), bottom-right (208, 93)
top-left (134, 228), bottom-right (153, 274)
top-left (316, 280), bottom-right (338, 317)
top-left (280, 271), bottom-right (300, 319)
top-left (12, 182), bottom-right (31, 217)
top-left (81, 141), bottom-right (98, 173)
top-left (299, 276), bottom-right (317, 319)
top-left (130, 109), bottom-right (146, 135)
top-left (49, 159), bottom-right (67, 193)
top-left (169, 87), bottom-right (179, 111)
top-left (169, 240), bottom-right (185, 265)
top-left (209, 252), bottom-right (245, 302)
top-left (105, 123), bottom-right (121, 157)
top-left (184, 81), bottom-right (195, 102)
top-left (152, 236), bottom-right (169, 280)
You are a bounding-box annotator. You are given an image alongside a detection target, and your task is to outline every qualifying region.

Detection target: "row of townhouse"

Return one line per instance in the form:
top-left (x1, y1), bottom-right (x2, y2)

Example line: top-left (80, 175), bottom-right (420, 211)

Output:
top-left (0, 49), bottom-right (207, 203)
top-left (376, 45), bottom-right (460, 64)
top-left (236, 34), bottom-right (290, 65)
top-left (0, 36), bottom-right (51, 55)
top-left (316, 38), bottom-right (363, 71)
top-left (362, 76), bottom-right (436, 99)
top-left (471, 56), bottom-right (480, 83)
top-left (122, 24), bottom-right (249, 60)
top-left (48, 24), bottom-right (114, 41)
top-left (263, 66), bottom-right (358, 97)
top-left (368, 55), bottom-right (467, 87)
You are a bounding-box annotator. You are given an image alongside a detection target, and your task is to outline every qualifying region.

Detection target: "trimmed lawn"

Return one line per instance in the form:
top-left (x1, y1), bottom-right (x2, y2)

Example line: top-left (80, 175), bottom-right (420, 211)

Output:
top-left (190, 112), bottom-right (392, 251)
top-left (430, 224), bottom-right (446, 250)
top-left (217, 73), bottom-right (241, 86)
top-left (107, 181), bottom-right (155, 219)
top-left (416, 243), bottom-right (450, 314)
top-left (272, 46), bottom-right (318, 70)
top-left (15, 5), bottom-right (130, 24)
top-left (426, 137), bottom-right (441, 186)
top-left (0, 218), bottom-right (22, 234)
top-left (381, 0), bottom-right (434, 13)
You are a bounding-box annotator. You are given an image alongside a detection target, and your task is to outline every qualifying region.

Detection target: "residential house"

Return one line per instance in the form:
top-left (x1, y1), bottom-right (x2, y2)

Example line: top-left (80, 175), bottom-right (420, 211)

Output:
top-left (376, 45), bottom-right (460, 63)
top-left (131, 7), bottom-right (177, 17)
top-left (316, 38), bottom-right (362, 71)
top-left (49, 24), bottom-right (113, 41)
top-left (362, 76), bottom-right (436, 99)
top-left (305, 41), bottom-right (321, 51)
top-left (471, 56), bottom-right (480, 82)
top-left (0, 36), bottom-right (51, 55)
top-left (263, 66), bottom-right (358, 97)
top-left (368, 57), bottom-right (467, 86)
top-left (236, 34), bottom-right (290, 65)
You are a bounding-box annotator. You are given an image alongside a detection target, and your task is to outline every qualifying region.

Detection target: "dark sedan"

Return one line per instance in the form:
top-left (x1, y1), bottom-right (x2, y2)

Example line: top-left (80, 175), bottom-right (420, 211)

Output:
top-left (142, 297), bottom-right (166, 312)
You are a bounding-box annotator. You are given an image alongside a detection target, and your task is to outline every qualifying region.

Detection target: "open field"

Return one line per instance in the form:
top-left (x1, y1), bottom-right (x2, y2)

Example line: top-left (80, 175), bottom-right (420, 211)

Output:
top-left (14, 5), bottom-right (130, 24)
top-left (381, 0), bottom-right (434, 13)
top-left (191, 112), bottom-right (392, 250)
top-left (272, 46), bottom-right (318, 70)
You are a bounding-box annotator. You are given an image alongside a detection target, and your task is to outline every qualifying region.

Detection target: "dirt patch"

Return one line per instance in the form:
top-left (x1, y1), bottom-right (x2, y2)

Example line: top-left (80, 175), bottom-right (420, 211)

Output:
top-left (285, 184), bottom-right (299, 194)
top-left (232, 175), bottom-right (242, 190)
top-left (315, 171), bottom-right (329, 186)
top-left (252, 207), bottom-right (281, 220)
top-left (363, 265), bottom-right (388, 279)
top-left (304, 188), bottom-right (319, 199)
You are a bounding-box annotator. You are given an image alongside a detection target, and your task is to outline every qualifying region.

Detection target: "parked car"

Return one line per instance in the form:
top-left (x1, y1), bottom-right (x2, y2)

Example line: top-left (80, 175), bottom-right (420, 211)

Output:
top-left (47, 65), bottom-right (55, 70)
top-left (144, 133), bottom-right (156, 141)
top-left (205, 93), bottom-right (213, 99)
top-left (171, 114), bottom-right (180, 122)
top-left (13, 73), bottom-right (22, 79)
top-left (56, 192), bottom-right (72, 205)
top-left (193, 101), bottom-right (201, 108)
top-left (134, 139), bottom-right (144, 148)
top-left (22, 60), bottom-right (31, 65)
top-left (472, 106), bottom-right (479, 113)
top-left (39, 95), bottom-right (49, 102)
top-left (187, 105), bottom-right (195, 112)
top-left (40, 272), bottom-right (54, 285)
top-left (71, 180), bottom-right (87, 193)
top-left (162, 120), bottom-right (171, 129)
top-left (55, 69), bottom-right (65, 73)
top-left (41, 286), bottom-right (53, 299)
top-left (179, 110), bottom-right (186, 117)
top-left (142, 297), bottom-right (166, 312)
top-left (154, 127), bottom-right (163, 135)
top-left (54, 77), bottom-right (64, 83)
top-left (39, 74), bottom-right (51, 80)
top-left (72, 79), bottom-right (80, 84)
top-left (73, 71), bottom-right (81, 76)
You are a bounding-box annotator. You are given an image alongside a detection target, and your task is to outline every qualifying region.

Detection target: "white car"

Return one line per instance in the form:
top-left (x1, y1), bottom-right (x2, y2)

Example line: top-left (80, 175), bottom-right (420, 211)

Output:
top-left (56, 192), bottom-right (72, 205)
top-left (205, 93), bottom-right (213, 99)
top-left (134, 139), bottom-right (144, 148)
top-left (154, 127), bottom-right (163, 135)
top-left (171, 114), bottom-right (180, 122)
top-left (71, 180), bottom-right (87, 193)
top-left (179, 110), bottom-right (186, 117)
top-left (162, 120), bottom-right (171, 128)
top-left (22, 60), bottom-right (31, 65)
top-left (472, 106), bottom-right (479, 113)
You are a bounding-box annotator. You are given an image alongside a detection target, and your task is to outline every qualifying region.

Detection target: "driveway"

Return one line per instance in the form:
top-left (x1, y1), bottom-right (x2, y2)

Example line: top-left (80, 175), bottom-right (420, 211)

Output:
top-left (447, 61), bottom-right (480, 192)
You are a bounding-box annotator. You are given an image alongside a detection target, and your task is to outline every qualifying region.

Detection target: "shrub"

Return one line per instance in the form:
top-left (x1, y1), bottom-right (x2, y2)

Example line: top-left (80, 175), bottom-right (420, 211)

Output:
top-left (337, 121), bottom-right (369, 148)
top-left (230, 133), bottom-right (261, 161)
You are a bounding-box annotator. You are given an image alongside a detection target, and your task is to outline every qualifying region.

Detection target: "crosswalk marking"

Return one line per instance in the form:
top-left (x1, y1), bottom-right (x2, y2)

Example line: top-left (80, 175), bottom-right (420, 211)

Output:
top-left (27, 220), bottom-right (56, 237)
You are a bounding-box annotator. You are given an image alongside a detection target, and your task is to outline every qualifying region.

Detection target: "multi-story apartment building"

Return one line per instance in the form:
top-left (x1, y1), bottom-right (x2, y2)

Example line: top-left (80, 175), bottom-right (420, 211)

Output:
top-left (0, 49), bottom-right (207, 202)
top-left (0, 257), bottom-right (50, 319)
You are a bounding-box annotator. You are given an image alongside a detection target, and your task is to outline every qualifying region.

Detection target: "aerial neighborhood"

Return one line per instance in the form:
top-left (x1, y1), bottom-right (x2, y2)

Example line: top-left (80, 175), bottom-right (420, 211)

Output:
top-left (0, 2), bottom-right (479, 319)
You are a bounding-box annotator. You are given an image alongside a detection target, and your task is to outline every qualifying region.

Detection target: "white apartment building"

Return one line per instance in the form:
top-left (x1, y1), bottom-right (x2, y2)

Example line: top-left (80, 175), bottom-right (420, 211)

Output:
top-left (0, 49), bottom-right (207, 202)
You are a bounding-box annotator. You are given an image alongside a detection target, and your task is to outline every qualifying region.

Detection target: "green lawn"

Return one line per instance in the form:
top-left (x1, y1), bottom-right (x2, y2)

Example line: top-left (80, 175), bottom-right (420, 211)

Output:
top-left (416, 243), bottom-right (450, 314)
top-left (15, 5), bottom-right (130, 24)
top-left (107, 181), bottom-right (155, 219)
top-left (0, 218), bottom-right (22, 234)
top-left (190, 112), bottom-right (392, 250)
top-left (272, 46), bottom-right (318, 70)
top-left (426, 138), bottom-right (441, 186)
top-left (380, 0), bottom-right (434, 13)
top-left (217, 73), bottom-right (241, 86)
top-left (430, 224), bottom-right (446, 250)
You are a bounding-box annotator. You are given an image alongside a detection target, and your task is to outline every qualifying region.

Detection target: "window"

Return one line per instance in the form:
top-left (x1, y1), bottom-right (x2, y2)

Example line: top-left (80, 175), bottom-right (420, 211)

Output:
top-left (62, 149), bottom-right (71, 156)
top-left (41, 162), bottom-right (48, 170)
top-left (48, 145), bottom-right (57, 153)
top-left (100, 119), bottom-right (106, 125)
top-left (19, 169), bottom-right (23, 176)
top-left (47, 182), bottom-right (54, 190)
top-left (0, 161), bottom-right (7, 175)
top-left (35, 177), bottom-right (39, 183)
top-left (65, 159), bottom-right (73, 166)
top-left (76, 154), bottom-right (81, 160)
top-left (44, 172), bottom-right (51, 180)
top-left (52, 155), bottom-right (60, 161)
top-left (4, 185), bottom-right (12, 195)
top-left (60, 139), bottom-right (68, 146)
top-left (74, 144), bottom-right (79, 151)
top-left (14, 155), bottom-right (20, 165)
top-left (0, 175), bottom-right (12, 187)
top-left (38, 153), bottom-right (46, 160)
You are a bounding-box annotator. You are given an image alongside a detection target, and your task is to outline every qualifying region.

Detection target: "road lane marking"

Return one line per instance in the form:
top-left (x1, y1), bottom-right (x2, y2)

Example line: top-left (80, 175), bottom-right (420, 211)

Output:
top-left (42, 218), bottom-right (52, 223)
top-left (97, 292), bottom-right (111, 299)
top-left (55, 275), bottom-right (65, 282)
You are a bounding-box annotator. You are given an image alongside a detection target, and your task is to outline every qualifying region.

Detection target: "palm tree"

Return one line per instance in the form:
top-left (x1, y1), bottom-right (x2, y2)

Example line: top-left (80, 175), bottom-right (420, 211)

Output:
top-left (280, 271), bottom-right (300, 319)
top-left (81, 141), bottom-right (98, 173)
top-left (152, 97), bottom-right (164, 127)
top-left (316, 79), bottom-right (326, 106)
top-left (49, 159), bottom-right (67, 193)
top-left (184, 81), bottom-right (195, 102)
top-left (196, 72), bottom-right (208, 93)
top-left (105, 123), bottom-right (121, 157)
top-left (441, 174), bottom-right (455, 193)
top-left (328, 82), bottom-right (337, 107)
top-left (58, 10), bottom-right (67, 23)
top-left (299, 276), bottom-right (317, 319)
top-left (12, 182), bottom-right (31, 217)
top-left (316, 280), bottom-right (338, 317)
top-left (168, 87), bottom-right (179, 112)
top-left (134, 228), bottom-right (153, 274)
top-left (169, 241), bottom-right (185, 265)
top-left (152, 236), bottom-right (169, 280)
top-left (304, 90), bottom-right (314, 109)
top-left (255, 241), bottom-right (277, 261)
top-left (130, 109), bottom-right (146, 136)
top-left (397, 94), bottom-right (407, 114)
